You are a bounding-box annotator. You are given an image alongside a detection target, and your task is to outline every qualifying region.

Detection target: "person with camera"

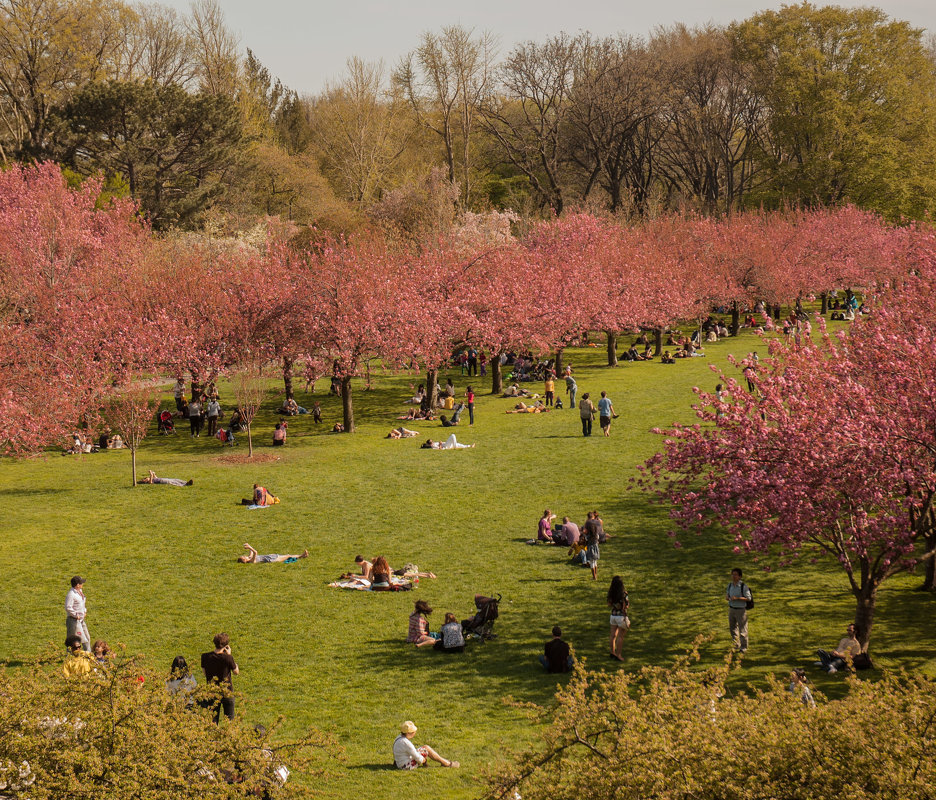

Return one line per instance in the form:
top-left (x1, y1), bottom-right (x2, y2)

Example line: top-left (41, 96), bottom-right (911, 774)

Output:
top-left (200, 632), bottom-right (239, 723)
top-left (726, 568), bottom-right (752, 653)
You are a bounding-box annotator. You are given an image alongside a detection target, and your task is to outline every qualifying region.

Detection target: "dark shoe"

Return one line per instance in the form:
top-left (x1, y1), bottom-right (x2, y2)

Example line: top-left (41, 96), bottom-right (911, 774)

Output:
top-left (186, 479), bottom-right (194, 486)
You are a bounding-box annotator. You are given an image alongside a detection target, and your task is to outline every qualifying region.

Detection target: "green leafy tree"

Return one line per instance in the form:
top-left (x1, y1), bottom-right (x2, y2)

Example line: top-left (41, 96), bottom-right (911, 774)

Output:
top-left (731, 3), bottom-right (936, 219)
top-left (483, 645), bottom-right (936, 800)
top-left (0, 649), bottom-right (334, 799)
top-left (51, 79), bottom-right (243, 229)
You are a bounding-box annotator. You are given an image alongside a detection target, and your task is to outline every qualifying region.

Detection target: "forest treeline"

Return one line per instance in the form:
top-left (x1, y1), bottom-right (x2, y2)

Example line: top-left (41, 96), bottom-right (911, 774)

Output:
top-left (1, 0), bottom-right (935, 233)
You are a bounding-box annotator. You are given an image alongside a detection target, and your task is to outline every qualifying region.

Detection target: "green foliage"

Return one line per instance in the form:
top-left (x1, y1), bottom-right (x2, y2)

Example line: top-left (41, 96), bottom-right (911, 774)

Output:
top-left (732, 3), bottom-right (936, 219)
top-left (50, 80), bottom-right (243, 229)
top-left (483, 644), bottom-right (936, 800)
top-left (0, 648), bottom-right (334, 799)
top-left (0, 337), bottom-right (934, 799)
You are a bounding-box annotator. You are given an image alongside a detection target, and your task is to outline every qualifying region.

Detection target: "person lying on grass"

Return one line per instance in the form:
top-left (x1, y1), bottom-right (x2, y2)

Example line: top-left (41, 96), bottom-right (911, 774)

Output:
top-left (241, 484), bottom-right (279, 506)
top-left (238, 543), bottom-right (309, 563)
top-left (386, 427), bottom-right (420, 438)
top-left (506, 400), bottom-right (548, 413)
top-left (393, 720), bottom-right (459, 770)
top-left (139, 470), bottom-right (193, 486)
top-left (421, 434), bottom-right (475, 450)
top-left (397, 407), bottom-right (435, 421)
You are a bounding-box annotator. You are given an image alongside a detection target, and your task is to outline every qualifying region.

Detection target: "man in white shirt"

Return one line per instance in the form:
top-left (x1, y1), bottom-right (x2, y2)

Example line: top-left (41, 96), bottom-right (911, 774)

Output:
top-left (65, 575), bottom-right (90, 651)
top-left (392, 720), bottom-right (459, 770)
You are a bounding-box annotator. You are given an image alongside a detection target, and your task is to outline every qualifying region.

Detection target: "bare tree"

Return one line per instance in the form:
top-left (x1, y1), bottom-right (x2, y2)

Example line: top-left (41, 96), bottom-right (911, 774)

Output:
top-left (394, 25), bottom-right (497, 207)
top-left (185, 0), bottom-right (238, 96)
top-left (651, 25), bottom-right (762, 213)
top-left (480, 34), bottom-right (579, 214)
top-left (312, 57), bottom-right (412, 206)
top-left (231, 366), bottom-right (266, 458)
top-left (105, 384), bottom-right (160, 486)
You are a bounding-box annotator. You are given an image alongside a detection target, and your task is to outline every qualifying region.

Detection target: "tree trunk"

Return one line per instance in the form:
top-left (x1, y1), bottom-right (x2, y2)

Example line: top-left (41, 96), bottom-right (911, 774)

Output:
top-left (131, 447), bottom-right (137, 487)
top-left (283, 357), bottom-right (294, 400)
top-left (820, 293), bottom-right (828, 315)
top-left (426, 368), bottom-right (439, 409)
top-left (554, 349), bottom-right (564, 377)
top-left (922, 525), bottom-right (936, 591)
top-left (773, 305), bottom-right (781, 321)
top-left (654, 328), bottom-right (663, 357)
top-left (490, 356), bottom-right (503, 395)
top-left (731, 301), bottom-right (740, 336)
top-left (606, 331), bottom-right (618, 367)
top-left (246, 421), bottom-right (254, 458)
top-left (341, 376), bottom-right (354, 432)
top-left (852, 583), bottom-right (877, 653)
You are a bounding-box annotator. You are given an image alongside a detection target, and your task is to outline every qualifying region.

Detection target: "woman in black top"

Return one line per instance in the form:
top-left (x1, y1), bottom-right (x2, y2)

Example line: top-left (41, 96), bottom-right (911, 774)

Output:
top-left (607, 575), bottom-right (630, 662)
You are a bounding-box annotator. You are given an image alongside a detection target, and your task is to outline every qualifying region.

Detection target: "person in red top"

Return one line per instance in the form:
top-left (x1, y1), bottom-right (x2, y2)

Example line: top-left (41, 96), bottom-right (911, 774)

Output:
top-left (200, 632), bottom-right (239, 723)
top-left (465, 386), bottom-right (475, 426)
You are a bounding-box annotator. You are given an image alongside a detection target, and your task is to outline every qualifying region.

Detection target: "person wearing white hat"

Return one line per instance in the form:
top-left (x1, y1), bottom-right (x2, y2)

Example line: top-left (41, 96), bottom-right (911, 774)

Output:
top-left (392, 721), bottom-right (459, 770)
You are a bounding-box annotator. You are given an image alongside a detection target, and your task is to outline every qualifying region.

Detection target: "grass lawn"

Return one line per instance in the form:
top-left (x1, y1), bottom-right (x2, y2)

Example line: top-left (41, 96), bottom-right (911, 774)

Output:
top-left (2, 329), bottom-right (934, 798)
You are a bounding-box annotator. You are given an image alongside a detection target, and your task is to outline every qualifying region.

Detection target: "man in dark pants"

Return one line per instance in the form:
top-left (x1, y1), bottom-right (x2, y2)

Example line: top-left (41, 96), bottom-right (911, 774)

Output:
top-left (201, 632), bottom-right (239, 722)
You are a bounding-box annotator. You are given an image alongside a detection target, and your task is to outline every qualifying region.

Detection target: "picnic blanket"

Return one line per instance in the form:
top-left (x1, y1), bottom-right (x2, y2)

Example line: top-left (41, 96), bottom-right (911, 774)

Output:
top-left (247, 504), bottom-right (272, 510)
top-left (328, 576), bottom-right (413, 591)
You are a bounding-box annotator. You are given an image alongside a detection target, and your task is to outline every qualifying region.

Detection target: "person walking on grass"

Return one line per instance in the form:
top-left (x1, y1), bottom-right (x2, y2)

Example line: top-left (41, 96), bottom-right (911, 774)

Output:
top-left (579, 393), bottom-right (595, 437)
top-left (584, 512), bottom-right (600, 580)
top-left (607, 576), bottom-right (630, 662)
top-left (65, 576), bottom-right (90, 652)
top-left (726, 568), bottom-right (752, 654)
top-left (597, 391), bottom-right (616, 436)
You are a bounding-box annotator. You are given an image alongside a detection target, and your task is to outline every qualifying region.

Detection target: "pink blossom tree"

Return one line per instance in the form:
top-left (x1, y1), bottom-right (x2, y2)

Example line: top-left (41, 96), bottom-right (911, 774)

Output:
top-left (640, 270), bottom-right (936, 647)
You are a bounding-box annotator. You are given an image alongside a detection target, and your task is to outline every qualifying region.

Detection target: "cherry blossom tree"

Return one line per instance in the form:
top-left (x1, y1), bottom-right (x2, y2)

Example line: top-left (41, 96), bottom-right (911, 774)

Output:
top-left (640, 269), bottom-right (936, 646)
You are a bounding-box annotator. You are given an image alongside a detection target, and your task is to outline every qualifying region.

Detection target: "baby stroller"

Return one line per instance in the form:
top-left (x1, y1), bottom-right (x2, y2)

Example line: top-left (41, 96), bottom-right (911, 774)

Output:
top-left (157, 410), bottom-right (175, 435)
top-left (461, 594), bottom-right (501, 642)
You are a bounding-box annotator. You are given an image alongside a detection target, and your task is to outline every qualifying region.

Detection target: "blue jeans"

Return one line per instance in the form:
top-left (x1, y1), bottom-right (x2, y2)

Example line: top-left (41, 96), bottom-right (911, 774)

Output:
top-left (568, 388), bottom-right (576, 407)
top-left (539, 654), bottom-right (574, 672)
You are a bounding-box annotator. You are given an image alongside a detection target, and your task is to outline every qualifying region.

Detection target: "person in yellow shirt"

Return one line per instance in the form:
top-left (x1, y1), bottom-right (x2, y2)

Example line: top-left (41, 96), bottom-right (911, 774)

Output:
top-left (63, 635), bottom-right (95, 678)
top-left (544, 372), bottom-right (556, 407)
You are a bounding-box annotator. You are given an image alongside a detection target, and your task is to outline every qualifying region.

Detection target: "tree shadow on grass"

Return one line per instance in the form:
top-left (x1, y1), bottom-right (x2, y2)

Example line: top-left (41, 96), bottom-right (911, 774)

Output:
top-left (351, 763), bottom-right (396, 771)
top-left (0, 487), bottom-right (63, 497)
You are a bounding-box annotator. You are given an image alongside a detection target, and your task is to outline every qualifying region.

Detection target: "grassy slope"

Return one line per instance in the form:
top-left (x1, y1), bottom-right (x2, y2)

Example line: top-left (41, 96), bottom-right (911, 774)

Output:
top-left (1, 331), bottom-right (934, 798)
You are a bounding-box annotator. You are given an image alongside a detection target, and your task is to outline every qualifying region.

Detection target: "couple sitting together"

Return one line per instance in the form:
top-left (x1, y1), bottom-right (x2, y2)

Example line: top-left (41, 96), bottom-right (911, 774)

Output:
top-left (406, 600), bottom-right (465, 653)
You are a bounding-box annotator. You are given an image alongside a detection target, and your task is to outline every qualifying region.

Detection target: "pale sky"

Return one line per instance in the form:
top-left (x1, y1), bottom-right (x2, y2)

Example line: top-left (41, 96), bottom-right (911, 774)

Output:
top-left (166, 1), bottom-right (936, 95)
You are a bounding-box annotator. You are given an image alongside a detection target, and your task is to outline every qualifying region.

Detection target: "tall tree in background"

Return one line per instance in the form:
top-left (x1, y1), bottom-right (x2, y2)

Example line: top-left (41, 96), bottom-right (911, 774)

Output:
top-left (731, 3), bottom-right (936, 219)
top-left (395, 25), bottom-right (497, 207)
top-left (481, 34), bottom-right (579, 214)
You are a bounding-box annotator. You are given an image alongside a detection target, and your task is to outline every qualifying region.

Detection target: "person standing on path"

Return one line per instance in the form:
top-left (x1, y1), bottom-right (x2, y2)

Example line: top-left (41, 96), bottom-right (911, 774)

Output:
top-left (579, 393), bottom-right (595, 437)
top-left (726, 568), bottom-right (752, 653)
top-left (65, 575), bottom-right (90, 651)
top-left (597, 391), bottom-right (615, 436)
top-left (465, 386), bottom-right (475, 426)
top-left (200, 632), bottom-right (239, 723)
top-left (565, 370), bottom-right (577, 408)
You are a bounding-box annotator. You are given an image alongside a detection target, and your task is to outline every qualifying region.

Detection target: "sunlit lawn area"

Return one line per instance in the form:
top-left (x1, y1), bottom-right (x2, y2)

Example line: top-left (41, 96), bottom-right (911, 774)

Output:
top-left (2, 329), bottom-right (934, 798)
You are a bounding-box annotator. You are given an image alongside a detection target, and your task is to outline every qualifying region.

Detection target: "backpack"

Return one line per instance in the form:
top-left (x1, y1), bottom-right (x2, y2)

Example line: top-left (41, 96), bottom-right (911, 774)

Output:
top-left (741, 581), bottom-right (754, 610)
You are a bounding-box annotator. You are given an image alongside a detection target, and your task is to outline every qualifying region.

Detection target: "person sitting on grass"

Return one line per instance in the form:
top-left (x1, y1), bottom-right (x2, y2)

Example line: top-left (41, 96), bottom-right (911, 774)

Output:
top-left (815, 623), bottom-right (862, 673)
top-left (241, 484), bottom-right (279, 506)
top-left (538, 509), bottom-right (557, 543)
top-left (272, 422), bottom-right (287, 446)
top-left (661, 350), bottom-right (676, 364)
top-left (539, 625), bottom-right (573, 673)
top-left (439, 414), bottom-right (457, 427)
top-left (63, 635), bottom-right (94, 679)
top-left (166, 656), bottom-right (198, 704)
top-left (407, 600), bottom-right (439, 647)
top-left (393, 721), bottom-right (459, 770)
top-left (238, 543), bottom-right (308, 563)
top-left (139, 470), bottom-right (193, 486)
top-left (421, 434), bottom-right (475, 450)
top-left (387, 427), bottom-right (420, 439)
top-left (278, 397), bottom-right (307, 416)
top-left (433, 613), bottom-right (465, 653)
top-left (370, 555), bottom-right (392, 589)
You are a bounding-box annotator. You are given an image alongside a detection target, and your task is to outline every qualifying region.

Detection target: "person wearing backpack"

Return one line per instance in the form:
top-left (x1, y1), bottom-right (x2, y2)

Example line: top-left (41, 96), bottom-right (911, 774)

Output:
top-left (726, 568), bottom-right (753, 653)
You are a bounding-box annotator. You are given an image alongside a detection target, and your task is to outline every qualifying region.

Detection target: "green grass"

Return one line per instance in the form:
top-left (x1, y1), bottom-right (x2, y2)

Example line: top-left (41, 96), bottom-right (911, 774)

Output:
top-left (2, 330), bottom-right (934, 798)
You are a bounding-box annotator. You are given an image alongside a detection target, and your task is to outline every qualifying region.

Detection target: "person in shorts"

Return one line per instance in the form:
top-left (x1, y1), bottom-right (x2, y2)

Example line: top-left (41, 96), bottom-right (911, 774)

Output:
top-left (392, 721), bottom-right (459, 770)
top-left (597, 391), bottom-right (615, 436)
